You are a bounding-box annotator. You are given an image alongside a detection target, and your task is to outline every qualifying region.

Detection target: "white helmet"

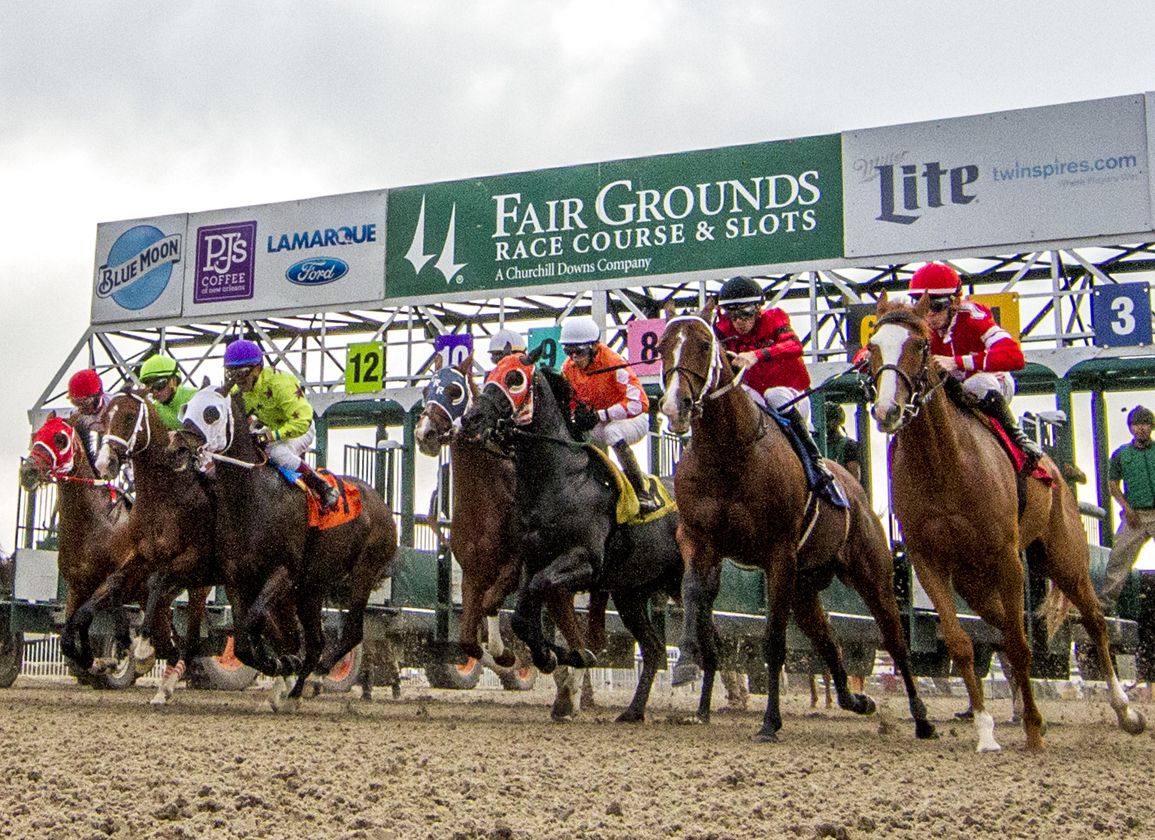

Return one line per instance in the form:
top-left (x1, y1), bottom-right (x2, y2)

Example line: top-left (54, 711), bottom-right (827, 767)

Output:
top-left (559, 316), bottom-right (600, 346)
top-left (488, 328), bottom-right (527, 355)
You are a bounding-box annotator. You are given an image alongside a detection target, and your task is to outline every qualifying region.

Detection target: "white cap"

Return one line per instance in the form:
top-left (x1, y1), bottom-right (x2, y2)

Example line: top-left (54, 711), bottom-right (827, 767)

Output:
top-left (488, 328), bottom-right (527, 354)
top-left (559, 316), bottom-right (600, 345)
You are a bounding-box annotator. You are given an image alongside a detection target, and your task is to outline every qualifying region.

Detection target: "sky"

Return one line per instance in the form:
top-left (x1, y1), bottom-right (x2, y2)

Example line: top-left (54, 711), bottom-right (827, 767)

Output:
top-left (5, 1), bottom-right (1155, 555)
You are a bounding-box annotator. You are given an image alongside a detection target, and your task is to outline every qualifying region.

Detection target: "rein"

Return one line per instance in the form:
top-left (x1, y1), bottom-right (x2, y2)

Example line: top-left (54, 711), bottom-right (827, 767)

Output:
top-left (103, 393), bottom-right (152, 456)
top-left (661, 315), bottom-right (748, 418)
top-left (869, 310), bottom-right (947, 431)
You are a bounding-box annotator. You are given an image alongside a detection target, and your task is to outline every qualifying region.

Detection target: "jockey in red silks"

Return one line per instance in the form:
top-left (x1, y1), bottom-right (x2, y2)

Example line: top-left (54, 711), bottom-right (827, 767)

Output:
top-left (713, 275), bottom-right (838, 495)
top-left (560, 315), bottom-right (659, 513)
top-left (909, 262), bottom-right (1043, 469)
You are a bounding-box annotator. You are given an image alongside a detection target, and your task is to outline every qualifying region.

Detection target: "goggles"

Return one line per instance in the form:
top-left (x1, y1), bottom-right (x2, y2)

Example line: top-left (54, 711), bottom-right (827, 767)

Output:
top-left (144, 377), bottom-right (171, 392)
top-left (722, 304), bottom-right (759, 321)
top-left (927, 296), bottom-right (953, 314)
top-left (563, 344), bottom-right (596, 358)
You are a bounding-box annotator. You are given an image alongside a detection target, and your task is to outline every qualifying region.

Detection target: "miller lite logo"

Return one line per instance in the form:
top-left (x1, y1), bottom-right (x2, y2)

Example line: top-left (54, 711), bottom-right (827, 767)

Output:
top-left (194, 220), bottom-right (257, 303)
top-left (875, 161), bottom-right (978, 225)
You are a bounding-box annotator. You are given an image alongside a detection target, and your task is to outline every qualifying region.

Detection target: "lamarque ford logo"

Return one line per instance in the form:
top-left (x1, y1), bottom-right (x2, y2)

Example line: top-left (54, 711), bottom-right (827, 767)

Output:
top-left (402, 195), bottom-right (467, 284)
top-left (875, 161), bottom-right (978, 224)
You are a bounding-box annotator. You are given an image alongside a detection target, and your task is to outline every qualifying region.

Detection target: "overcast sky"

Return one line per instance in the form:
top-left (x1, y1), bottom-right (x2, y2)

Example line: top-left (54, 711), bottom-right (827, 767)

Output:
top-left (4, 1), bottom-right (1155, 554)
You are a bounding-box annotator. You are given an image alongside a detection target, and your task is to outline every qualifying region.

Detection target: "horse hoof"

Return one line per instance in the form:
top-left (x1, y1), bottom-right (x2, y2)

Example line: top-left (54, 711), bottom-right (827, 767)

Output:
top-left (953, 708), bottom-right (975, 721)
top-left (536, 650), bottom-right (558, 675)
top-left (915, 720), bottom-right (938, 740)
top-left (1119, 707), bottom-right (1146, 735)
top-left (492, 651), bottom-right (516, 669)
top-left (615, 709), bottom-right (644, 724)
top-left (149, 690), bottom-right (173, 707)
top-left (754, 729), bottom-right (780, 743)
top-left (856, 694), bottom-right (877, 716)
top-left (670, 663), bottom-right (700, 687)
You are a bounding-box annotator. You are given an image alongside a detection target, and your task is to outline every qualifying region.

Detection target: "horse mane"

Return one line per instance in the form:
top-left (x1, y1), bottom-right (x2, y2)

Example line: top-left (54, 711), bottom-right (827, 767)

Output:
top-left (537, 366), bottom-right (587, 440)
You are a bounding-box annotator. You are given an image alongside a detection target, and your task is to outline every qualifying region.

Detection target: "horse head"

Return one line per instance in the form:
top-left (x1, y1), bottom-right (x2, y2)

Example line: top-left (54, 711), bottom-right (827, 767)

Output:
top-left (94, 390), bottom-right (156, 479)
top-left (415, 358), bottom-right (474, 457)
top-left (656, 310), bottom-right (730, 436)
top-left (866, 292), bottom-right (937, 434)
top-left (167, 384), bottom-right (237, 476)
top-left (21, 413), bottom-right (81, 490)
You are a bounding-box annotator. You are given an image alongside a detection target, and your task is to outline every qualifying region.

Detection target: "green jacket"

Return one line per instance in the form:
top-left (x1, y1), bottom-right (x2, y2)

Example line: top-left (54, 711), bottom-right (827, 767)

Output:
top-left (241, 367), bottom-right (314, 441)
top-left (150, 385), bottom-right (197, 431)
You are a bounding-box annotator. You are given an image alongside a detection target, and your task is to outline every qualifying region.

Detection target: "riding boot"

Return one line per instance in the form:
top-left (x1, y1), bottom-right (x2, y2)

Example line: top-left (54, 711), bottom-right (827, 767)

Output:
top-left (298, 461), bottom-right (340, 512)
top-left (611, 440), bottom-right (661, 514)
top-left (785, 408), bottom-right (835, 487)
top-left (976, 392), bottom-right (1043, 472)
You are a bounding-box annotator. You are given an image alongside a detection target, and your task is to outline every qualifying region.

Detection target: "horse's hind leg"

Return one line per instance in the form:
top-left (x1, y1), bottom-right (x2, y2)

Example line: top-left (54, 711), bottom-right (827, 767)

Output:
top-left (791, 587), bottom-right (873, 717)
top-left (289, 584), bottom-right (325, 701)
top-left (544, 590), bottom-right (595, 668)
top-left (614, 591), bottom-right (664, 723)
top-left (990, 570), bottom-right (1045, 751)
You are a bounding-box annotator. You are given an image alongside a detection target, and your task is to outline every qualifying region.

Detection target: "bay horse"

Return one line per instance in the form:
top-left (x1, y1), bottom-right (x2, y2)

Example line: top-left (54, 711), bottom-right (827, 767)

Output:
top-left (415, 356), bottom-right (607, 719)
top-left (657, 305), bottom-right (934, 742)
top-left (19, 413), bottom-right (147, 687)
top-left (169, 385), bottom-right (398, 704)
top-left (459, 349), bottom-right (706, 723)
top-left (63, 390), bottom-right (217, 704)
top-left (867, 293), bottom-right (1145, 751)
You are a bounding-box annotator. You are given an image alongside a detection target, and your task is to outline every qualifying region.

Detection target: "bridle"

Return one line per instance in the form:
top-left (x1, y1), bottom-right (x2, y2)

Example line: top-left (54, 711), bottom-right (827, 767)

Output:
top-left (421, 368), bottom-right (472, 445)
top-left (179, 388), bottom-right (265, 471)
top-left (27, 420), bottom-right (112, 488)
top-left (868, 310), bottom-right (945, 431)
top-left (660, 315), bottom-right (748, 420)
top-left (102, 393), bottom-right (152, 458)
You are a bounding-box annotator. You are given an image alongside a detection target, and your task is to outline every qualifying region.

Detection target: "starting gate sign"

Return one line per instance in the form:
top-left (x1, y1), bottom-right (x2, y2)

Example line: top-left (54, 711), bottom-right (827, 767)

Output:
top-left (346, 342), bottom-right (385, 393)
top-left (1093, 282), bottom-right (1152, 348)
top-left (433, 334), bottom-right (474, 368)
top-left (626, 318), bottom-right (665, 377)
top-left (528, 325), bottom-right (563, 371)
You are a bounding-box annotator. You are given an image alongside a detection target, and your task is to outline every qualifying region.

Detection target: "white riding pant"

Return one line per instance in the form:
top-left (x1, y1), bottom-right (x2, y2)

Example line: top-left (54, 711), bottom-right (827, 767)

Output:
top-left (266, 422), bottom-right (316, 470)
top-left (961, 371), bottom-right (1016, 402)
top-left (591, 414), bottom-right (649, 447)
top-left (764, 386), bottom-right (811, 428)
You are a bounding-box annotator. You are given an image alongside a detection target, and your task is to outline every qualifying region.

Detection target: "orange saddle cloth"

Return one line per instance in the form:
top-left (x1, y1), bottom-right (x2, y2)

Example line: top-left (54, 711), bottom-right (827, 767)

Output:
top-left (299, 470), bottom-right (363, 529)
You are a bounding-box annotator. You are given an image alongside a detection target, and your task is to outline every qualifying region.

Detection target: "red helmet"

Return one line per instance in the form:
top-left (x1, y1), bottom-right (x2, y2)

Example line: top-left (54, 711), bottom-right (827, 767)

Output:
top-left (67, 369), bottom-right (104, 400)
top-left (909, 263), bottom-right (961, 297)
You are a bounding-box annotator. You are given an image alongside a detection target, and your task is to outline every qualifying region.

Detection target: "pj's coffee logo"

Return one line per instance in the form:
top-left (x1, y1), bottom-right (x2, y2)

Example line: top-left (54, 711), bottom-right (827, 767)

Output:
top-left (194, 220), bottom-right (257, 303)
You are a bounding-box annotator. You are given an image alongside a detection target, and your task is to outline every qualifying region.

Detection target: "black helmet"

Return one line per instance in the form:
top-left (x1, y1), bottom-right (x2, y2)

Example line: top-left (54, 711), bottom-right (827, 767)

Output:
top-left (717, 276), bottom-right (764, 307)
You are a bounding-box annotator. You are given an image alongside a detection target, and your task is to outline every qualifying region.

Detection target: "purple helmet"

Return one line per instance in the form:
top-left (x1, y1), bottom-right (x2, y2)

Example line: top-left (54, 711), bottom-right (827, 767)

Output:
top-left (223, 339), bottom-right (262, 368)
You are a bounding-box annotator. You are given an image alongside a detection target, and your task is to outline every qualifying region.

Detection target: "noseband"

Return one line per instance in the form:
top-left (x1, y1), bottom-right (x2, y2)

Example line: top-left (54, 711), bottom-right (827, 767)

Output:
top-left (102, 393), bottom-right (152, 456)
top-left (869, 310), bottom-right (943, 431)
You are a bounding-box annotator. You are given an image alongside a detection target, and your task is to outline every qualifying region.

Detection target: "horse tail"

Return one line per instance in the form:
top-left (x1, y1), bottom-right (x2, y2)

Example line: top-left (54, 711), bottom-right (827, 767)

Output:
top-left (1043, 581), bottom-right (1071, 642)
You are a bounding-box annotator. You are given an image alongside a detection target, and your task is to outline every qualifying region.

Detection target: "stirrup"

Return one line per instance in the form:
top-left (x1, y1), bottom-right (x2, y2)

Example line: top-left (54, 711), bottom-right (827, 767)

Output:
top-left (318, 485), bottom-right (340, 512)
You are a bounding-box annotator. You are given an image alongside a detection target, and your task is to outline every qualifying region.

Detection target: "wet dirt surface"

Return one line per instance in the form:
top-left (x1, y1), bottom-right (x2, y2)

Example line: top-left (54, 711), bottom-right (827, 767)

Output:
top-left (0, 676), bottom-right (1153, 839)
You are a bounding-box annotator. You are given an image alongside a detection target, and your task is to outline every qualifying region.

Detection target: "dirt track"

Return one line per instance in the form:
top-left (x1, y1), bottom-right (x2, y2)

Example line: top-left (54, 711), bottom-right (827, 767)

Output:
top-left (0, 676), bottom-right (1153, 839)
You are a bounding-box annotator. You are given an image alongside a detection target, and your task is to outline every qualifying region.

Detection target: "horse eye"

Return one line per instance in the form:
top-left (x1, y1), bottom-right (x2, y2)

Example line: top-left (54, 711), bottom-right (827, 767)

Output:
top-left (53, 432), bottom-right (69, 449)
top-left (504, 369), bottom-right (527, 394)
top-left (203, 406), bottom-right (221, 425)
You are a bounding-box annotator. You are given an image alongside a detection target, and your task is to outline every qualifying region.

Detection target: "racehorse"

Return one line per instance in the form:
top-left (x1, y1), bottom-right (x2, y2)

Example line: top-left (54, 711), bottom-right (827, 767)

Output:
top-left (169, 384), bottom-right (398, 704)
top-left (415, 355), bottom-right (607, 719)
top-left (657, 304), bottom-right (934, 742)
top-left (459, 349), bottom-right (705, 723)
top-left (19, 413), bottom-right (147, 687)
top-left (866, 293), bottom-right (1145, 751)
top-left (62, 390), bottom-right (216, 704)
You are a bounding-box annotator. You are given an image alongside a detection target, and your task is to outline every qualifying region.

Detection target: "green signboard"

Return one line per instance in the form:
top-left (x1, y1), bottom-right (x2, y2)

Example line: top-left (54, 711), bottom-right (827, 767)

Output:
top-left (385, 135), bottom-right (843, 300)
top-left (345, 342), bottom-right (385, 393)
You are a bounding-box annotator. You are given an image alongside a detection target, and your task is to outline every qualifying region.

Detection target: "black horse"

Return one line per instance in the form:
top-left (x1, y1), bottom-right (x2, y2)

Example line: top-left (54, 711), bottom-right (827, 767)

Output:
top-left (169, 385), bottom-right (398, 703)
top-left (459, 349), bottom-right (711, 723)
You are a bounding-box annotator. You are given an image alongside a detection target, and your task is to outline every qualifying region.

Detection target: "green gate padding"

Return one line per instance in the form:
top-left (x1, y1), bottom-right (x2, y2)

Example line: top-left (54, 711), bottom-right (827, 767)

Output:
top-left (713, 560), bottom-right (870, 617)
top-left (389, 547), bottom-right (438, 607)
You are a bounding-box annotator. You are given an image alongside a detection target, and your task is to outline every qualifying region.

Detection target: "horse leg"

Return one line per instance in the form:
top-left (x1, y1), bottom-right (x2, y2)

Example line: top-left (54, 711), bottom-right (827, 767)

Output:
top-left (992, 570), bottom-right (1045, 751)
top-left (511, 581), bottom-right (555, 675)
top-left (1044, 544), bottom-right (1146, 735)
top-left (479, 559), bottom-right (523, 667)
top-left (915, 562), bottom-right (998, 752)
top-left (133, 571), bottom-right (168, 667)
top-left (63, 568), bottom-right (130, 670)
top-left (246, 567), bottom-right (300, 676)
top-left (288, 585), bottom-right (324, 702)
top-left (614, 591), bottom-right (663, 723)
top-left (544, 590), bottom-right (595, 668)
top-left (756, 555), bottom-right (797, 742)
top-left (839, 567), bottom-right (935, 740)
top-left (514, 548), bottom-right (597, 674)
top-left (791, 587), bottom-right (873, 716)
top-left (458, 570), bottom-right (489, 663)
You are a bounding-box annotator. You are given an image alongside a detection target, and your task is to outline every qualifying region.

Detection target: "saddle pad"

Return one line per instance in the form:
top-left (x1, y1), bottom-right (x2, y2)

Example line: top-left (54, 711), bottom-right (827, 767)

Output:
top-left (585, 445), bottom-right (677, 526)
top-left (275, 466), bottom-right (363, 529)
top-left (987, 421), bottom-right (1053, 485)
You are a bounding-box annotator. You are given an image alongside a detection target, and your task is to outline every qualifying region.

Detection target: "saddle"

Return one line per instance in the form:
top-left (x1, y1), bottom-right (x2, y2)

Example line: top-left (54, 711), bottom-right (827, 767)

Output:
top-left (941, 378), bottom-right (1052, 486)
top-left (275, 465), bottom-right (363, 529)
top-left (586, 446), bottom-right (676, 526)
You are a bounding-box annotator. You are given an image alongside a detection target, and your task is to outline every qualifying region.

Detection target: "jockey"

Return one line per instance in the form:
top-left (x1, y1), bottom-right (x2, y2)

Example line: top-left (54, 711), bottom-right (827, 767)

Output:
top-left (67, 369), bottom-right (108, 439)
top-left (560, 315), bottom-right (660, 513)
top-left (714, 275), bottom-right (837, 493)
top-left (909, 262), bottom-right (1043, 469)
top-left (139, 354), bottom-right (196, 432)
top-left (488, 328), bottom-right (527, 366)
top-left (222, 339), bottom-right (339, 512)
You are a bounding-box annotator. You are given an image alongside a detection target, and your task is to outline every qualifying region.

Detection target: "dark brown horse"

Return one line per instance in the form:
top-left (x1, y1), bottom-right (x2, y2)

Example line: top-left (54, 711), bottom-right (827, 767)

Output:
top-left (415, 355), bottom-right (606, 719)
top-left (657, 306), bottom-right (934, 742)
top-left (62, 390), bottom-right (217, 704)
top-left (20, 414), bottom-right (147, 688)
top-left (866, 294), bottom-right (1145, 750)
top-left (169, 384), bottom-right (398, 704)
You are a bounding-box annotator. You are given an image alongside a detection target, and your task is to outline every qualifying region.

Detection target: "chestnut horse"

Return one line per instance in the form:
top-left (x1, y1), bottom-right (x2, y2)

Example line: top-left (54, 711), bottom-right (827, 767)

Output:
top-left (415, 357), bottom-right (607, 719)
top-left (460, 350), bottom-right (705, 723)
top-left (19, 414), bottom-right (147, 687)
top-left (867, 294), bottom-right (1145, 751)
top-left (657, 306), bottom-right (934, 742)
top-left (170, 385), bottom-right (397, 704)
top-left (64, 390), bottom-right (216, 704)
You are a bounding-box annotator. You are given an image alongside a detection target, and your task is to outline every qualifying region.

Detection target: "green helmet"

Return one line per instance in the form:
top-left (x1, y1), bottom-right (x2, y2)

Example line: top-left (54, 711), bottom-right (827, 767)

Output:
top-left (140, 354), bottom-right (179, 384)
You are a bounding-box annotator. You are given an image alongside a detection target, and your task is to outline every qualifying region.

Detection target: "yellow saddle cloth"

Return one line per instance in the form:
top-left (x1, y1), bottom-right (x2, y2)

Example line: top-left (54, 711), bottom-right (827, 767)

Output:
top-left (586, 445), bottom-right (677, 526)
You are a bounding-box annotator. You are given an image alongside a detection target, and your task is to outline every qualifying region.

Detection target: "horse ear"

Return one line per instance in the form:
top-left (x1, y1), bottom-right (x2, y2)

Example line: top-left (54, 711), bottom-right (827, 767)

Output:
top-left (120, 382), bottom-right (134, 394)
top-left (47, 410), bottom-right (57, 421)
top-left (454, 352), bottom-right (473, 374)
top-left (701, 296), bottom-right (718, 324)
top-left (525, 345), bottom-right (544, 364)
top-left (875, 290), bottom-right (889, 313)
top-left (215, 383), bottom-right (230, 396)
top-left (661, 300), bottom-right (676, 321)
top-left (432, 353), bottom-right (445, 372)
top-left (913, 292), bottom-right (931, 317)
top-left (201, 376), bottom-right (211, 388)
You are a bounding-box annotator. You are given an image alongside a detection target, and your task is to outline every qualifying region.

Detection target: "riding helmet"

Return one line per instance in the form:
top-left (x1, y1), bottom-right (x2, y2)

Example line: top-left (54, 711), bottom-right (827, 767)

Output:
top-left (717, 276), bottom-right (764, 307)
top-left (223, 339), bottom-right (263, 368)
top-left (559, 316), bottom-right (601, 346)
top-left (909, 263), bottom-right (961, 297)
top-left (488, 328), bottom-right (527, 354)
top-left (67, 369), bottom-right (104, 400)
top-left (140, 354), bottom-right (179, 383)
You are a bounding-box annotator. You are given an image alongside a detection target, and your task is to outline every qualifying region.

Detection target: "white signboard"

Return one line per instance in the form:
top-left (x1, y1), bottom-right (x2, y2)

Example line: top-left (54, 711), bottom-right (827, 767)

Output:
top-left (842, 95), bottom-right (1153, 257)
top-left (91, 214), bottom-right (187, 324)
top-left (181, 190), bottom-right (388, 318)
